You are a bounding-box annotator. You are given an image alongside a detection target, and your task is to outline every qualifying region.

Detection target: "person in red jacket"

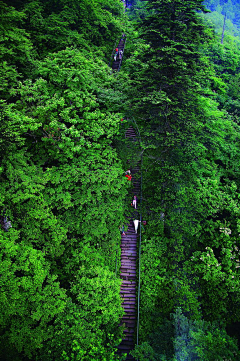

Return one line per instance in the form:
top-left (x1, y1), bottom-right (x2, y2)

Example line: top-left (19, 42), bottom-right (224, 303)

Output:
top-left (125, 174), bottom-right (132, 181)
top-left (114, 48), bottom-right (119, 61)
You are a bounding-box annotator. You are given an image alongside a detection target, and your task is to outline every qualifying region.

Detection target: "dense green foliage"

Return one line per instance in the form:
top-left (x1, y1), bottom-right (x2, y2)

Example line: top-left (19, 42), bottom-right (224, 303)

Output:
top-left (0, 0), bottom-right (128, 359)
top-left (2, 0), bottom-right (240, 359)
top-left (125, 0), bottom-right (240, 359)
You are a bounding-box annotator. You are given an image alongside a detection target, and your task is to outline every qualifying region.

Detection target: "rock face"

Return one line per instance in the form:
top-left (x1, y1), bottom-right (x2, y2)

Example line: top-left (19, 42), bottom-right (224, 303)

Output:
top-left (0, 216), bottom-right (12, 232)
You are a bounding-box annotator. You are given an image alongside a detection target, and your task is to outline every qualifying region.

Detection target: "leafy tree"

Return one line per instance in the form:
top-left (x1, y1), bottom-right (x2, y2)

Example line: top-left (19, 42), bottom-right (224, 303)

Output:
top-left (0, 16), bottom-right (128, 360)
top-left (173, 308), bottom-right (240, 361)
top-left (41, 260), bottom-right (124, 361)
top-left (0, 230), bottom-right (67, 359)
top-left (1, 47), bottom-right (128, 256)
top-left (125, 0), bottom-right (240, 356)
top-left (131, 308), bottom-right (240, 360)
top-left (7, 0), bottom-right (125, 59)
top-left (0, 1), bottom-right (33, 99)
top-left (130, 342), bottom-right (158, 361)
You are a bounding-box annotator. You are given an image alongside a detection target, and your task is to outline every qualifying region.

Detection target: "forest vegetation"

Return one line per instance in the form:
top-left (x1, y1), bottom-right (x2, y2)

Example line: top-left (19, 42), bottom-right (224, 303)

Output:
top-left (1, 0), bottom-right (240, 360)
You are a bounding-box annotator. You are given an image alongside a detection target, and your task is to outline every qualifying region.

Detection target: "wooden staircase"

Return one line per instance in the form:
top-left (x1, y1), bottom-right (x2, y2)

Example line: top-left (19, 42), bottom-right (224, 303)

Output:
top-left (118, 126), bottom-right (141, 360)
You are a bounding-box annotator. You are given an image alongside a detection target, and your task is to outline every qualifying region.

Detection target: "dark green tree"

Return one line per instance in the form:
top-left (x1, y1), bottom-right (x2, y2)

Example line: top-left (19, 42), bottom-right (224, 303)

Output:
top-left (125, 0), bottom-right (240, 356)
top-left (0, 1), bottom-right (33, 99)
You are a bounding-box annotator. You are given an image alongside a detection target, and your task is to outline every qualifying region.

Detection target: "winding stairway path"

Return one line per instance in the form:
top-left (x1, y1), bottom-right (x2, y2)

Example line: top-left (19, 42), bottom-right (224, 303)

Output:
top-left (118, 126), bottom-right (141, 360)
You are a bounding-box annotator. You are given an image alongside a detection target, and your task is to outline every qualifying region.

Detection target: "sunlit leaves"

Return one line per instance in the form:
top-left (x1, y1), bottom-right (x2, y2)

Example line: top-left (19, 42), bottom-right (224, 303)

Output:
top-left (0, 232), bottom-right (67, 357)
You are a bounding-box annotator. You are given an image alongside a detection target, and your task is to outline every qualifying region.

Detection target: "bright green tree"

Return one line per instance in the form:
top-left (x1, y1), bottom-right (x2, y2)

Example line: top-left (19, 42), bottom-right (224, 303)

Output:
top-left (0, 26), bottom-right (128, 361)
top-left (0, 230), bottom-right (67, 359)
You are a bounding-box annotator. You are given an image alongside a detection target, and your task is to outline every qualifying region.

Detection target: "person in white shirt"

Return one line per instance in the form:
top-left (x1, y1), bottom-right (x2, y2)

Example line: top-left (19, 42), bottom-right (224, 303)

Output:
top-left (133, 219), bottom-right (141, 234)
top-left (132, 195), bottom-right (137, 209)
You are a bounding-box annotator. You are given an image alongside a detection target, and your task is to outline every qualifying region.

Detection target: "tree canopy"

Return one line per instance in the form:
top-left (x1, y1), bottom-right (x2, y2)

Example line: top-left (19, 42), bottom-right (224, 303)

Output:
top-left (2, 0), bottom-right (240, 359)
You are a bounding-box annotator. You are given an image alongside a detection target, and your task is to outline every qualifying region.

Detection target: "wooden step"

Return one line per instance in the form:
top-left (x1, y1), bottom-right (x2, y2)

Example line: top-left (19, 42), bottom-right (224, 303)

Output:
top-left (121, 316), bottom-right (135, 322)
top-left (121, 318), bottom-right (135, 324)
top-left (121, 242), bottom-right (137, 246)
top-left (120, 288), bottom-right (136, 293)
top-left (118, 345), bottom-right (131, 351)
top-left (121, 289), bottom-right (136, 294)
top-left (121, 263), bottom-right (136, 267)
top-left (118, 340), bottom-right (135, 347)
top-left (121, 294), bottom-right (136, 302)
top-left (120, 323), bottom-right (135, 329)
top-left (120, 318), bottom-right (135, 324)
top-left (123, 333), bottom-right (135, 339)
top-left (121, 250), bottom-right (137, 254)
top-left (121, 247), bottom-right (137, 256)
top-left (122, 306), bottom-right (136, 311)
top-left (121, 258), bottom-right (137, 262)
top-left (121, 254), bottom-right (137, 258)
top-left (121, 282), bottom-right (136, 286)
top-left (121, 271), bottom-right (136, 276)
top-left (121, 295), bottom-right (136, 300)
top-left (120, 270), bottom-right (136, 274)
top-left (123, 328), bottom-right (134, 333)
top-left (122, 302), bottom-right (136, 307)
top-left (123, 308), bottom-right (136, 313)
top-left (121, 249), bottom-right (137, 253)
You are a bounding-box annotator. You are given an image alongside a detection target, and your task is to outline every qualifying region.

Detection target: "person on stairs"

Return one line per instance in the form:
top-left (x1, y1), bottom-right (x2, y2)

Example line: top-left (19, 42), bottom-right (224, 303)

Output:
top-left (124, 170), bottom-right (132, 181)
top-left (133, 219), bottom-right (141, 234)
top-left (114, 48), bottom-right (118, 61)
top-left (119, 225), bottom-right (126, 236)
top-left (132, 195), bottom-right (137, 209)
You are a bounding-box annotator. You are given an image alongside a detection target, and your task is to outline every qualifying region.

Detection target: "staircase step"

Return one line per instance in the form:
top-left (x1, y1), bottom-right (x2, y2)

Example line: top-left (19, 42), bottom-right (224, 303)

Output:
top-left (121, 295), bottom-right (136, 300)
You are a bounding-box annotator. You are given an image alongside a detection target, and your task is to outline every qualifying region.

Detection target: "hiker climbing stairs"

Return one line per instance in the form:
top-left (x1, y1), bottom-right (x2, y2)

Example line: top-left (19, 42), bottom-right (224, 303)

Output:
top-left (112, 35), bottom-right (126, 72)
top-left (118, 126), bottom-right (141, 360)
